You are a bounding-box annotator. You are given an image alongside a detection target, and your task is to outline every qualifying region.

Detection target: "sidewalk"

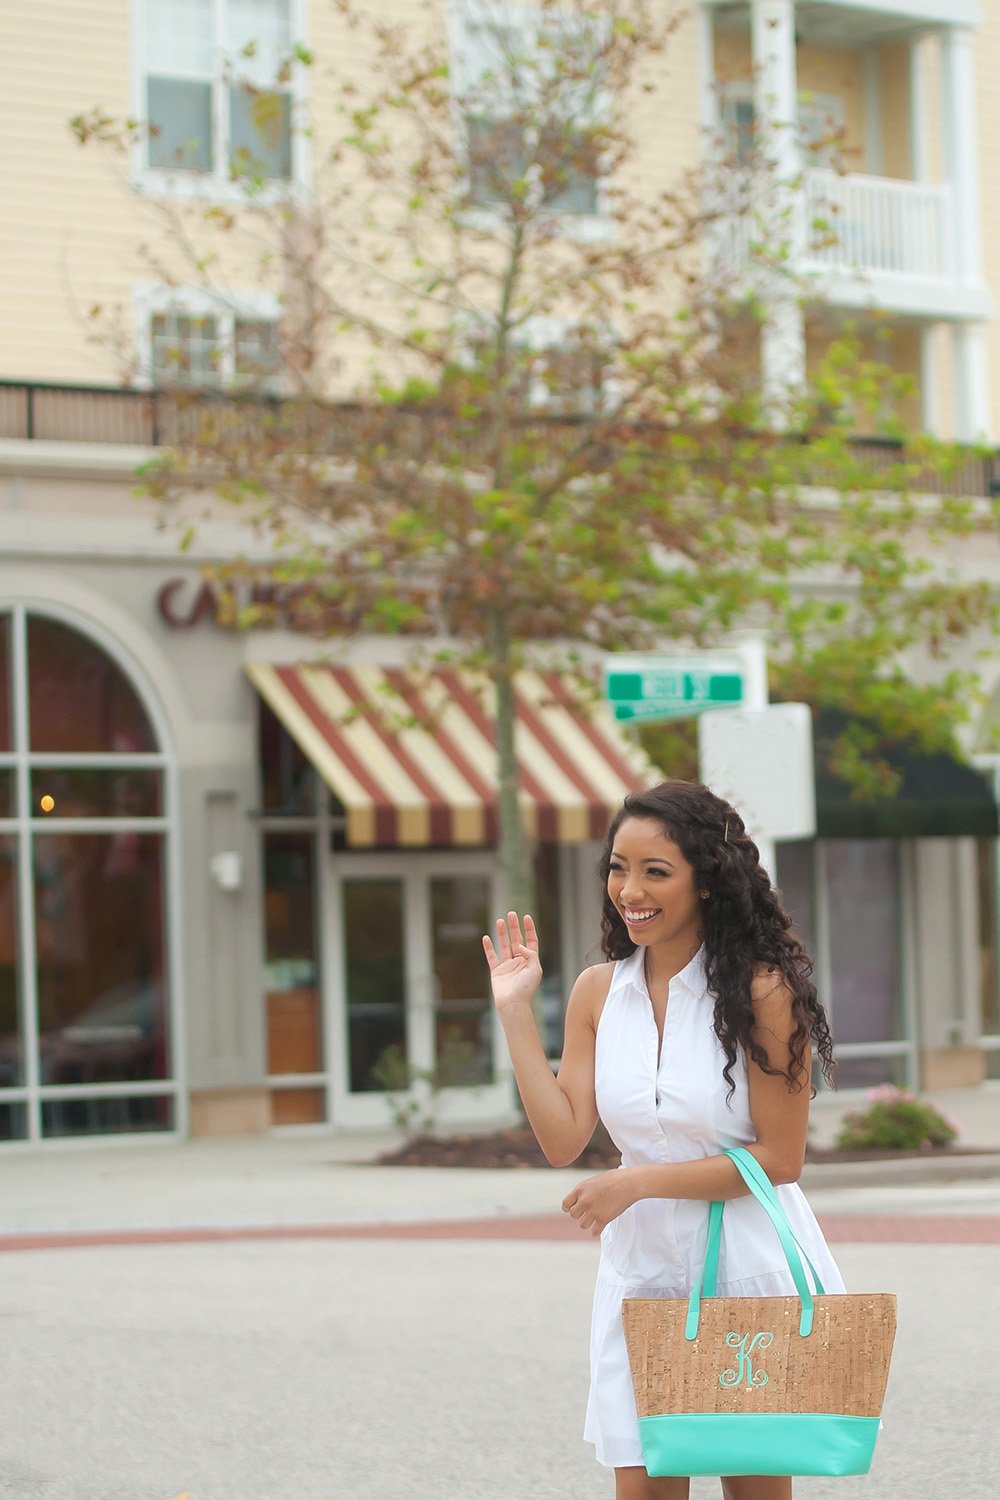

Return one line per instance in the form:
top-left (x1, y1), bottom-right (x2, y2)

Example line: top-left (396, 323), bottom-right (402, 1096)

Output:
top-left (0, 1084), bottom-right (996, 1241)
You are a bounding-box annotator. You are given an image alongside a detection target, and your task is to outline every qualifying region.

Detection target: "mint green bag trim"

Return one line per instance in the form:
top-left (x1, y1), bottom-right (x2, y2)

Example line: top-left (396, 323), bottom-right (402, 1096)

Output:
top-left (637, 1413), bottom-right (881, 1477)
top-left (722, 1148), bottom-right (827, 1294)
top-left (685, 1149), bottom-right (820, 1340)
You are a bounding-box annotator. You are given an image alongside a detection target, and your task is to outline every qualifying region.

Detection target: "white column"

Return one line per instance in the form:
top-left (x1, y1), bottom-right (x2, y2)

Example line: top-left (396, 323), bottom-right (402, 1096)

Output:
top-left (750, 0), bottom-right (805, 416)
top-left (941, 26), bottom-right (991, 441)
top-left (952, 322), bottom-right (992, 441)
top-left (911, 39), bottom-right (938, 436)
top-left (940, 25), bottom-right (983, 286)
top-left (907, 33), bottom-right (928, 184)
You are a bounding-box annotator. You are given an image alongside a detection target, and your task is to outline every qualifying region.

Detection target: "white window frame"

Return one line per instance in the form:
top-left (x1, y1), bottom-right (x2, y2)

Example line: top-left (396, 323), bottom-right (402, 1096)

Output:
top-left (717, 81), bottom-right (846, 169)
top-left (446, 0), bottom-right (614, 242)
top-left (0, 602), bottom-right (183, 1147)
top-left (457, 310), bottom-right (616, 414)
top-left (134, 284), bottom-right (283, 391)
top-left (130, 0), bottom-right (310, 202)
top-left (518, 314), bottom-right (615, 413)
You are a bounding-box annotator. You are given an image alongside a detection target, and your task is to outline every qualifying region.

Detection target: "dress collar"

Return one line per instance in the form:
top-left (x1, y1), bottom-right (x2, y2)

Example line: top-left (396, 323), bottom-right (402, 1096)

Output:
top-left (624, 943), bottom-right (710, 1000)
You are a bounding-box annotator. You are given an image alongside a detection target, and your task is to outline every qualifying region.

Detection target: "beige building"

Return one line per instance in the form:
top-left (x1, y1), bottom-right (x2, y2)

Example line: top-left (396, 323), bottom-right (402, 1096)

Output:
top-left (1, 0), bottom-right (999, 1145)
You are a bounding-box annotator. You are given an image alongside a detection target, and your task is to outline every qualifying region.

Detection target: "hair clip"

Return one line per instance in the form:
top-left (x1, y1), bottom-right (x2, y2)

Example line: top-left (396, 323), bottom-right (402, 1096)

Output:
top-left (724, 819), bottom-right (730, 843)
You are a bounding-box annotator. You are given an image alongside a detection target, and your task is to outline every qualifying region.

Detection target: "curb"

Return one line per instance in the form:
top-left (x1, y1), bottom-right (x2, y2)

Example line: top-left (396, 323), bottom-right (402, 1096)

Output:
top-left (800, 1151), bottom-right (1000, 1189)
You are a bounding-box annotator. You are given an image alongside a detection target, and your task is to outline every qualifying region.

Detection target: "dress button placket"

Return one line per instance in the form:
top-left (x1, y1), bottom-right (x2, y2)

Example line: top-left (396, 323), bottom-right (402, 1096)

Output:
top-left (653, 979), bottom-right (676, 1143)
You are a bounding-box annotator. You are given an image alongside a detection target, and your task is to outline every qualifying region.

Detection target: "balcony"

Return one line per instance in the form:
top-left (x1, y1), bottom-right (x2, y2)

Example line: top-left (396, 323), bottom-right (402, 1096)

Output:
top-left (1, 378), bottom-right (997, 501)
top-left (803, 170), bottom-right (950, 283)
top-left (703, 0), bottom-right (994, 377)
top-left (801, 169), bottom-right (991, 321)
top-left (714, 166), bottom-right (990, 324)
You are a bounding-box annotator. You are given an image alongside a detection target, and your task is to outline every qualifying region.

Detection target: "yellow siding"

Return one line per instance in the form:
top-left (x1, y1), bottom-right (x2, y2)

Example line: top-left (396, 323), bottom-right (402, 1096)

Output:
top-left (878, 41), bottom-right (911, 181)
top-left (3, 1), bottom-right (134, 381)
top-left (805, 319), bottom-right (922, 435)
top-left (2, 0), bottom-right (304, 384)
top-left (711, 28), bottom-right (867, 172)
top-left (1, 0), bottom-right (999, 443)
top-left (1, 0), bottom-right (705, 389)
top-left (796, 41), bottom-right (866, 171)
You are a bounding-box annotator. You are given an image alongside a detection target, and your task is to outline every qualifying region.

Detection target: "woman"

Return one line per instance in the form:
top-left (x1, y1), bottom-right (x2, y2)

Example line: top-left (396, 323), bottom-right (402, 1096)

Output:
top-left (483, 780), bottom-right (844, 1500)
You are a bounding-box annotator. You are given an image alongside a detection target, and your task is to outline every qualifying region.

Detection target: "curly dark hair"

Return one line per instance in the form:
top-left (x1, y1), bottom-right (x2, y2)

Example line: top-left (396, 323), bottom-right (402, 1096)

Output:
top-left (598, 780), bottom-right (835, 1098)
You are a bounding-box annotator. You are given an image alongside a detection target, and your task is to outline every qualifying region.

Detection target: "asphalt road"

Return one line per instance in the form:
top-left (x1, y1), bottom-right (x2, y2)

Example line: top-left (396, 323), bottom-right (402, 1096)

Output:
top-left (2, 1231), bottom-right (997, 1500)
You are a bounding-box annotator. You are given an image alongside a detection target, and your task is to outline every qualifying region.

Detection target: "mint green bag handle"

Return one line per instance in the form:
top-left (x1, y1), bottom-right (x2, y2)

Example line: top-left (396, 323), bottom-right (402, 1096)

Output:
top-left (720, 1148), bottom-right (827, 1295)
top-left (684, 1147), bottom-right (822, 1342)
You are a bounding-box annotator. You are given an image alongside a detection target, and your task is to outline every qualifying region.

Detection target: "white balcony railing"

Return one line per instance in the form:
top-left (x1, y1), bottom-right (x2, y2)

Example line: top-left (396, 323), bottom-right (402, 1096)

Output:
top-left (801, 169), bottom-right (953, 283)
top-left (711, 168), bottom-right (957, 295)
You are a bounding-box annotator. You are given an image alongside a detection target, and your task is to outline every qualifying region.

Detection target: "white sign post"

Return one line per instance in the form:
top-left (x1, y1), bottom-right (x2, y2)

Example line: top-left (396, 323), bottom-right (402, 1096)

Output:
top-left (698, 702), bottom-right (816, 878)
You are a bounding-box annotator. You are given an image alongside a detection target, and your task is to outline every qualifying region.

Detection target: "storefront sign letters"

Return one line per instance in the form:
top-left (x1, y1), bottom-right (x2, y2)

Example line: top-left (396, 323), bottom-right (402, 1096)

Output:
top-left (157, 576), bottom-right (315, 631)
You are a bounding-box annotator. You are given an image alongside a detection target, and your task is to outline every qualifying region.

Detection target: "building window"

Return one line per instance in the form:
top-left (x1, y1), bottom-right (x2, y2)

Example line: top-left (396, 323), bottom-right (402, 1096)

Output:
top-left (263, 830), bottom-right (325, 1123)
top-left (719, 91), bottom-right (756, 166)
top-left (0, 608), bottom-right (175, 1142)
top-left (465, 316), bottom-right (610, 415)
top-left (528, 335), bottom-right (607, 414)
top-left (147, 300), bottom-right (281, 391)
top-left (142, 0), bottom-right (294, 183)
top-left (451, 6), bottom-right (605, 217)
top-left (718, 83), bottom-right (845, 169)
top-left (776, 837), bottom-right (913, 1090)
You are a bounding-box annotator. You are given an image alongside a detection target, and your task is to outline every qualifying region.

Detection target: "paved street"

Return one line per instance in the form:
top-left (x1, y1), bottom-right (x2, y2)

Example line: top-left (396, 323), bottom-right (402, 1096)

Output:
top-left (3, 1232), bottom-right (997, 1500)
top-left (1, 1089), bottom-right (998, 1500)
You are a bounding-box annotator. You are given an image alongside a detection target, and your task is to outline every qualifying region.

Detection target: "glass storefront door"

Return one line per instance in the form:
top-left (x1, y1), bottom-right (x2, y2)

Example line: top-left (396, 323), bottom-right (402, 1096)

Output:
top-left (329, 854), bottom-right (510, 1127)
top-left (342, 876), bottom-right (407, 1094)
top-left (0, 606), bottom-right (177, 1141)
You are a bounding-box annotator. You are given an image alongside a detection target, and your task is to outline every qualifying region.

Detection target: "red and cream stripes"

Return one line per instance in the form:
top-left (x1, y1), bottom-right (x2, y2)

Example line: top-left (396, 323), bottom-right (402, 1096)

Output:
top-left (246, 662), bottom-right (654, 848)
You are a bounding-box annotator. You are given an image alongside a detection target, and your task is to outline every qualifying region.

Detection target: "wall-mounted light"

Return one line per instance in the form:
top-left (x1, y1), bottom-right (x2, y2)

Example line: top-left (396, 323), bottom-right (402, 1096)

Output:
top-left (39, 795), bottom-right (55, 813)
top-left (209, 851), bottom-right (243, 892)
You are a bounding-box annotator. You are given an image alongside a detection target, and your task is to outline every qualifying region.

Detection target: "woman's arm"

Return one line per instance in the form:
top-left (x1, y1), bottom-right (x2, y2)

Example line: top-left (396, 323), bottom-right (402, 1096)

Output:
top-left (485, 912), bottom-right (608, 1167)
top-left (562, 969), bottom-right (810, 1233)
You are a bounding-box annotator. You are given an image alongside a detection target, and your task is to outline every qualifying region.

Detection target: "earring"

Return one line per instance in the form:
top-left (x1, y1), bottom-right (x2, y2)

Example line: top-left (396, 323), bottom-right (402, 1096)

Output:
top-left (699, 890), bottom-right (710, 900)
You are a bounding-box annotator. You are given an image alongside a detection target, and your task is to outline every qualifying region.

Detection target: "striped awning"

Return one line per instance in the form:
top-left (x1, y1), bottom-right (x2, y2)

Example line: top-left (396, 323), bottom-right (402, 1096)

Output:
top-left (247, 661), bottom-right (656, 847)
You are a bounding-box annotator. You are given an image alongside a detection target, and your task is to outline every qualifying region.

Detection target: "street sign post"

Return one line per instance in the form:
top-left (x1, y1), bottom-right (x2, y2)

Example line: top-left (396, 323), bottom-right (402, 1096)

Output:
top-left (604, 653), bottom-right (746, 723)
top-left (603, 640), bottom-right (813, 879)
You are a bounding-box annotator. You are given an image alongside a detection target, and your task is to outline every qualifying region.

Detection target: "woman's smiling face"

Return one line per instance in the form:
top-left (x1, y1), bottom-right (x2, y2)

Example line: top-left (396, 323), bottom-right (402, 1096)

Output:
top-left (606, 816), bottom-right (703, 949)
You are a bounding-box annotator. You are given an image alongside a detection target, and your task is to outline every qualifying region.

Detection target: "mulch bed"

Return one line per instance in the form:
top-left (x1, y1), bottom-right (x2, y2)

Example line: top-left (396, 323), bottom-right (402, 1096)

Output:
top-left (377, 1127), bottom-right (616, 1170)
top-left (376, 1128), bottom-right (988, 1169)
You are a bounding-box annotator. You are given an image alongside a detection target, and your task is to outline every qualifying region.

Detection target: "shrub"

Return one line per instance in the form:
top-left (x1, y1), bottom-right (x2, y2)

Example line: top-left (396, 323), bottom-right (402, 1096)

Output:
top-left (369, 1030), bottom-right (480, 1141)
top-left (834, 1085), bottom-right (959, 1152)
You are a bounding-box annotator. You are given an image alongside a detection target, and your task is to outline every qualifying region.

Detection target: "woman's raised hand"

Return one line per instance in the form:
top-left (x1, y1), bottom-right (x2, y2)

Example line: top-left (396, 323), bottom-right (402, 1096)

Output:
top-left (483, 912), bottom-right (542, 1014)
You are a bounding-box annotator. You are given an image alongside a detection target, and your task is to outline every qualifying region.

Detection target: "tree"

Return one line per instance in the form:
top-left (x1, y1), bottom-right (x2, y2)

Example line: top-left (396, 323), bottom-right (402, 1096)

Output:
top-left (72, 0), bottom-right (1000, 911)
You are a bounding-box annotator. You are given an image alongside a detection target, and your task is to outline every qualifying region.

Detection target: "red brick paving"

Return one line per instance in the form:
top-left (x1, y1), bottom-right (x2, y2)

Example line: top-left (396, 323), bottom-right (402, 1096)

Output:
top-left (0, 1212), bottom-right (998, 1253)
top-left (818, 1214), bottom-right (1000, 1244)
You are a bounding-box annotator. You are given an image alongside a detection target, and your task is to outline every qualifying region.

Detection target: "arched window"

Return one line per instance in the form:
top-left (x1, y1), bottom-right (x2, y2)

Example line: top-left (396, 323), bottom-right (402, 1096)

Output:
top-left (0, 608), bottom-right (176, 1141)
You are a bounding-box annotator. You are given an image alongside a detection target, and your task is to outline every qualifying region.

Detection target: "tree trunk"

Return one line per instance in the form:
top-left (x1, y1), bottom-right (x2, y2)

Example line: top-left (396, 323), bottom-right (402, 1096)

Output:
top-left (490, 610), bottom-right (534, 919)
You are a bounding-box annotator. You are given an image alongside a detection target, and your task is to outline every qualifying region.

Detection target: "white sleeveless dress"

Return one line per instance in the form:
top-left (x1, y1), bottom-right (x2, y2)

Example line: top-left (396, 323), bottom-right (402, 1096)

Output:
top-left (584, 945), bottom-right (846, 1470)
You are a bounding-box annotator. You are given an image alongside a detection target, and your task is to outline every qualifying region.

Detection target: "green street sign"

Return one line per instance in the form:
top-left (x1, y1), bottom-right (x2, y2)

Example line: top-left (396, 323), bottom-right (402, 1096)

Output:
top-left (604, 655), bottom-right (745, 723)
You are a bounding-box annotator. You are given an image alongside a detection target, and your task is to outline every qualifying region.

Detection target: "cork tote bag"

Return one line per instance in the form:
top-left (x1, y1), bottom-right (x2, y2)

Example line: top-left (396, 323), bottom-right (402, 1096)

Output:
top-left (622, 1149), bottom-right (896, 1478)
